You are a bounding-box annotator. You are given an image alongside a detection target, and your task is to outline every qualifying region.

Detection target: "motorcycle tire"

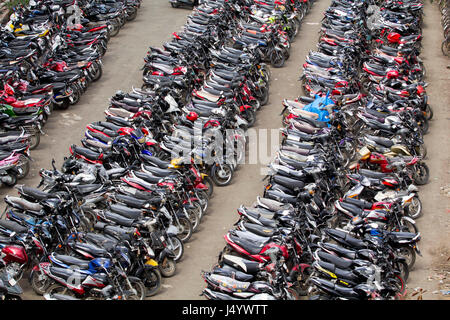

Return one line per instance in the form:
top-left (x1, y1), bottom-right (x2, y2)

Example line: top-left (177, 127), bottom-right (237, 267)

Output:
top-left (211, 163), bottom-right (233, 186)
top-left (196, 190), bottom-right (209, 213)
top-left (30, 269), bottom-right (52, 295)
top-left (185, 207), bottom-right (200, 232)
top-left (405, 195), bottom-right (422, 220)
top-left (413, 162), bottom-right (430, 185)
top-left (393, 274), bottom-right (407, 299)
top-left (176, 216), bottom-right (193, 243)
top-left (425, 103), bottom-right (433, 120)
top-left (415, 144), bottom-right (427, 159)
top-left (144, 268), bottom-right (162, 297)
top-left (109, 22), bottom-right (120, 37)
top-left (126, 278), bottom-right (146, 300)
top-left (169, 236), bottom-right (184, 262)
top-left (269, 50), bottom-right (285, 68)
top-left (16, 154), bottom-right (30, 179)
top-left (245, 109), bottom-right (256, 127)
top-left (69, 87), bottom-right (81, 105)
top-left (204, 176), bottom-right (214, 198)
top-left (258, 86), bottom-right (269, 106)
top-left (397, 246), bottom-right (416, 271)
top-left (159, 257), bottom-right (177, 278)
top-left (91, 62), bottom-right (103, 82)
top-left (418, 116), bottom-right (429, 135)
top-left (126, 8), bottom-right (138, 21)
top-left (57, 99), bottom-right (70, 110)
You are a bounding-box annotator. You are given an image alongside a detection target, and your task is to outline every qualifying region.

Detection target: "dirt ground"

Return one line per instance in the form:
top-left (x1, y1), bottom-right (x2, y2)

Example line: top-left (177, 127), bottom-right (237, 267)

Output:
top-left (3, 0), bottom-right (449, 300)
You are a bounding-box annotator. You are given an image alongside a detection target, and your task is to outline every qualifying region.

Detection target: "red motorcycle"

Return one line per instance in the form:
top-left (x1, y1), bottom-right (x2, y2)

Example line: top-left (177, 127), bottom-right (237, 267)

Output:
top-left (222, 229), bottom-right (302, 263)
top-left (354, 151), bottom-right (429, 185)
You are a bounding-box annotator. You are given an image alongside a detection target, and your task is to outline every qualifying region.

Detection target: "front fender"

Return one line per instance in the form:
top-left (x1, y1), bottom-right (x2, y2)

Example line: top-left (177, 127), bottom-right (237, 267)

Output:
top-left (158, 248), bottom-right (176, 261)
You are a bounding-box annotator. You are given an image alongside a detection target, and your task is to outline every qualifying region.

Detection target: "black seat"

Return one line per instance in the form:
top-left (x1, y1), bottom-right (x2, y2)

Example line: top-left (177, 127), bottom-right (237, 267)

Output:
top-left (325, 228), bottom-right (368, 249)
top-left (317, 251), bottom-right (354, 269)
top-left (367, 135), bottom-right (394, 148)
top-left (103, 210), bottom-right (136, 228)
top-left (142, 165), bottom-right (176, 177)
top-left (72, 242), bottom-right (109, 257)
top-left (272, 175), bottom-right (305, 191)
top-left (140, 154), bottom-right (171, 169)
top-left (359, 168), bottom-right (393, 179)
top-left (112, 194), bottom-right (149, 209)
top-left (228, 233), bottom-right (265, 255)
top-left (75, 184), bottom-right (102, 195)
top-left (343, 197), bottom-right (372, 210)
top-left (321, 243), bottom-right (358, 260)
top-left (49, 266), bottom-right (86, 283)
top-left (317, 260), bottom-right (360, 284)
top-left (339, 201), bottom-right (363, 216)
top-left (52, 254), bottom-right (90, 269)
top-left (133, 171), bottom-right (162, 184)
top-left (70, 145), bottom-right (105, 161)
top-left (242, 222), bottom-right (277, 238)
top-left (0, 219), bottom-right (28, 234)
top-left (18, 186), bottom-right (57, 201)
top-left (109, 204), bottom-right (142, 220)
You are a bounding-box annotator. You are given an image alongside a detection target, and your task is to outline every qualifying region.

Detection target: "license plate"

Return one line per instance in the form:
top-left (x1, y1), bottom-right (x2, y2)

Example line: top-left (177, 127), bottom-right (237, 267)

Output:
top-left (160, 236), bottom-right (165, 242)
top-left (9, 278), bottom-right (16, 286)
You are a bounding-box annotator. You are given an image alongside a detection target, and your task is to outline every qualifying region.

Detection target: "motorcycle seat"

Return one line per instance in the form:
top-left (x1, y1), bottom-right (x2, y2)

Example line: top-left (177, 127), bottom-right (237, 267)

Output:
top-left (325, 228), bottom-right (368, 249)
top-left (133, 171), bottom-right (161, 184)
top-left (111, 193), bottom-right (149, 209)
top-left (212, 265), bottom-right (254, 282)
top-left (365, 135), bottom-right (394, 148)
top-left (265, 189), bottom-right (298, 205)
top-left (109, 204), bottom-right (142, 220)
top-left (272, 175), bottom-right (305, 191)
top-left (70, 145), bottom-right (107, 161)
top-left (359, 168), bottom-right (394, 179)
top-left (208, 273), bottom-right (251, 292)
top-left (142, 164), bottom-right (175, 177)
top-left (339, 201), bottom-right (363, 216)
top-left (52, 254), bottom-right (90, 269)
top-left (242, 222), bottom-right (277, 238)
top-left (317, 250), bottom-right (354, 269)
top-left (320, 242), bottom-right (358, 260)
top-left (4, 195), bottom-right (43, 212)
top-left (140, 154), bottom-right (171, 169)
top-left (343, 197), bottom-right (372, 210)
top-left (0, 219), bottom-right (28, 234)
top-left (49, 266), bottom-right (87, 283)
top-left (317, 260), bottom-right (360, 283)
top-left (228, 232), bottom-right (265, 255)
top-left (75, 184), bottom-right (103, 195)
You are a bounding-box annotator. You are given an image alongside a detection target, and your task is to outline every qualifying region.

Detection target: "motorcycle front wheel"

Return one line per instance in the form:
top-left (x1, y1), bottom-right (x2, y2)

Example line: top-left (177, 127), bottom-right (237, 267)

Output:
top-left (144, 268), bottom-right (162, 297)
top-left (125, 278), bottom-right (146, 300)
top-left (159, 257), bottom-right (177, 278)
top-left (211, 163), bottom-right (233, 186)
top-left (168, 236), bottom-right (184, 262)
top-left (269, 50), bottom-right (285, 68)
top-left (176, 216), bottom-right (193, 243)
top-left (413, 162), bottom-right (430, 185)
top-left (405, 195), bottom-right (422, 220)
top-left (30, 269), bottom-right (52, 295)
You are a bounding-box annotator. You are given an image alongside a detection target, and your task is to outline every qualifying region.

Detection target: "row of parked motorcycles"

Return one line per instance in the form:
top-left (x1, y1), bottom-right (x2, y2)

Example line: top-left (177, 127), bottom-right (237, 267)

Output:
top-left (0, 0), bottom-right (141, 192)
top-left (0, 0), bottom-right (309, 300)
top-left (201, 0), bottom-right (430, 300)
